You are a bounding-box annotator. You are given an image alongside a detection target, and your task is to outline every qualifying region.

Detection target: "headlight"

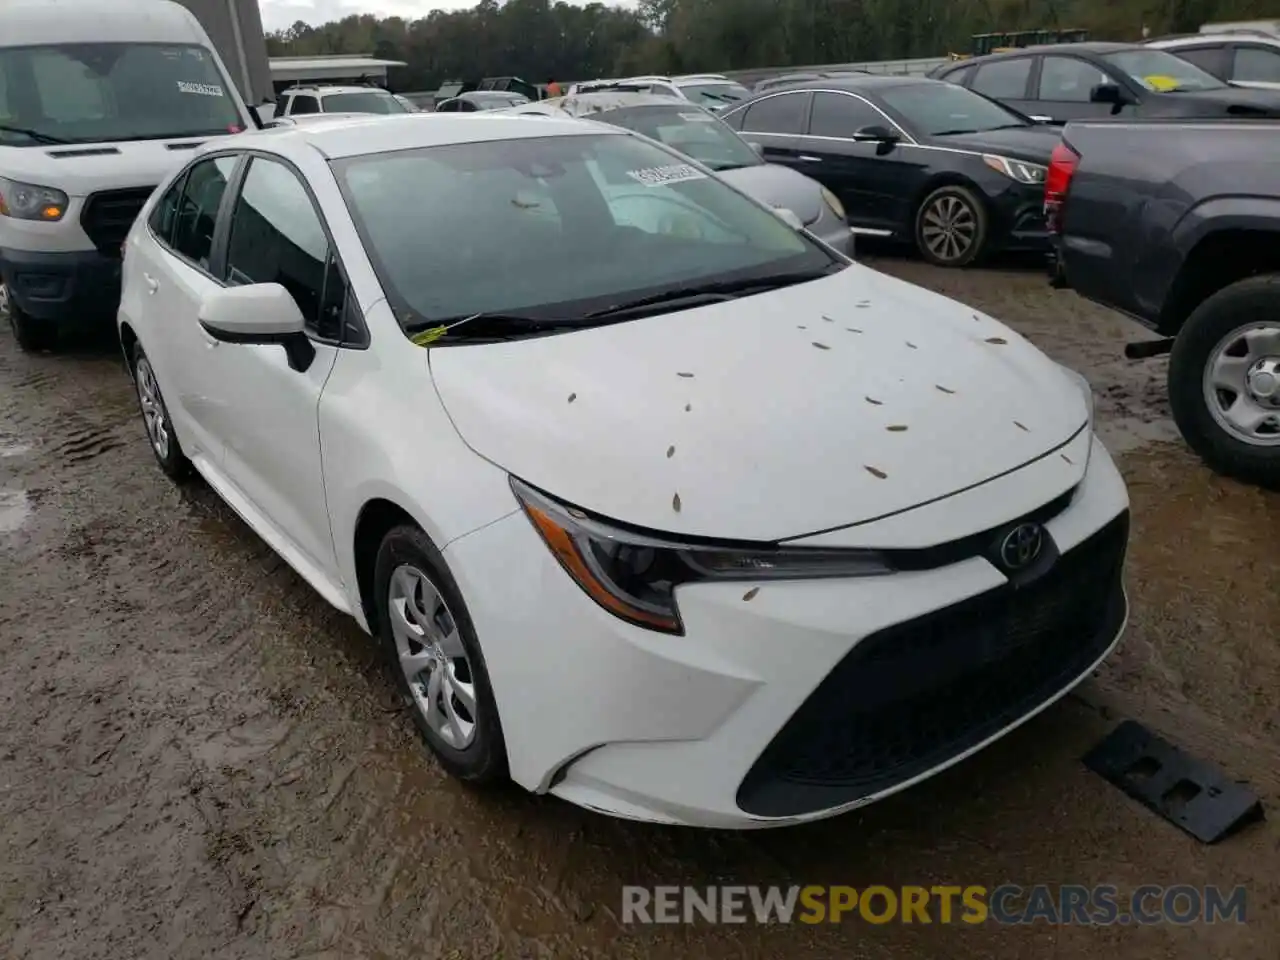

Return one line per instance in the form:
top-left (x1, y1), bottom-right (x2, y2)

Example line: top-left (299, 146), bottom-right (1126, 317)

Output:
top-left (0, 177), bottom-right (68, 221)
top-left (981, 154), bottom-right (1047, 186)
top-left (512, 478), bottom-right (892, 634)
top-left (820, 186), bottom-right (846, 220)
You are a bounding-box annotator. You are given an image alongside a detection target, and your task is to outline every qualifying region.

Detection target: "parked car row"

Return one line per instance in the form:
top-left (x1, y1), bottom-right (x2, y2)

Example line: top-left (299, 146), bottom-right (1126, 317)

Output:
top-left (566, 74), bottom-right (753, 111)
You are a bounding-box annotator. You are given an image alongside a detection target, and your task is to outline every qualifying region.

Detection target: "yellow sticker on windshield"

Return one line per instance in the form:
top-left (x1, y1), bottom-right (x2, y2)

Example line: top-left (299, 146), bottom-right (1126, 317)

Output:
top-left (1143, 74), bottom-right (1180, 92)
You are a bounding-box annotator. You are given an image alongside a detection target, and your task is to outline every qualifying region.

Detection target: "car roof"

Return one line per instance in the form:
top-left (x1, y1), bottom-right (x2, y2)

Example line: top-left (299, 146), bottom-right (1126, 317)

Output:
top-left (1150, 33), bottom-right (1280, 46)
top-left (0, 0), bottom-right (209, 45)
top-left (223, 113), bottom-right (620, 161)
top-left (945, 41), bottom-right (1138, 65)
top-left (759, 74), bottom-right (939, 93)
top-left (284, 85), bottom-right (395, 96)
top-left (563, 91), bottom-right (699, 112)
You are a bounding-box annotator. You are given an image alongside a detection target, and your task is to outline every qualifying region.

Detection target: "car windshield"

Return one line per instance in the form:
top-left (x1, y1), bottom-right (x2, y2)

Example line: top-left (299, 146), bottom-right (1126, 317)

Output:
top-left (1102, 49), bottom-right (1227, 91)
top-left (679, 82), bottom-right (752, 108)
top-left (0, 42), bottom-right (243, 146)
top-left (323, 91), bottom-right (408, 114)
top-left (333, 132), bottom-right (835, 335)
top-left (879, 82), bottom-right (1029, 136)
top-left (592, 104), bottom-right (761, 171)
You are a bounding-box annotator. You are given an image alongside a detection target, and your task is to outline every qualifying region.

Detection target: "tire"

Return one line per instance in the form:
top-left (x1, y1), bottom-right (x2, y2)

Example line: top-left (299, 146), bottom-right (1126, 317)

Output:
top-left (130, 341), bottom-right (192, 482)
top-left (373, 525), bottom-right (508, 784)
top-left (8, 301), bottom-right (58, 353)
top-left (914, 184), bottom-right (988, 268)
top-left (1168, 274), bottom-right (1280, 490)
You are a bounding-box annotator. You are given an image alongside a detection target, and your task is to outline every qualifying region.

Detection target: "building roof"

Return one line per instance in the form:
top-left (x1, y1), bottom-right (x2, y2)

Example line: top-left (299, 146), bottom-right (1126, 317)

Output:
top-left (269, 55), bottom-right (408, 83)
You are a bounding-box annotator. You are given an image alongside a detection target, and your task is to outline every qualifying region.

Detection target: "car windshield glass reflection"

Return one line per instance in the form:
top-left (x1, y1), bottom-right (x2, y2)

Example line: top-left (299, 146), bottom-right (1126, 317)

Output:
top-left (333, 132), bottom-right (836, 335)
top-left (880, 82), bottom-right (1030, 136)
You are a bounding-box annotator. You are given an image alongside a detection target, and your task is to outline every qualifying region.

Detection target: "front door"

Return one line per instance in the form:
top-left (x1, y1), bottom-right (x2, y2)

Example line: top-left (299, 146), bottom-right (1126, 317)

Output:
top-left (729, 90), bottom-right (813, 169)
top-left (201, 155), bottom-right (344, 580)
top-left (1033, 55), bottom-right (1120, 122)
top-left (796, 90), bottom-right (917, 234)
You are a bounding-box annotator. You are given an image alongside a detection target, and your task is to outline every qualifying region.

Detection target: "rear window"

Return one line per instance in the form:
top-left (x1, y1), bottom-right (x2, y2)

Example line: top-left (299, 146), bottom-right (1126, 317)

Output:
top-left (0, 42), bottom-right (243, 146)
top-left (594, 105), bottom-right (761, 171)
top-left (322, 91), bottom-right (407, 114)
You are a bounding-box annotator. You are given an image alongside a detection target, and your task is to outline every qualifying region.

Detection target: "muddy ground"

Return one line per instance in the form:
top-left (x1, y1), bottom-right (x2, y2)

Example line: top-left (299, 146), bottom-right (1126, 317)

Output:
top-left (1, 256), bottom-right (1278, 959)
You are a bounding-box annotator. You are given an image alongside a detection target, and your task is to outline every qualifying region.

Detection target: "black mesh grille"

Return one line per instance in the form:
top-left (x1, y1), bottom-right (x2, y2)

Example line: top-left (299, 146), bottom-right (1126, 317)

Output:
top-left (80, 187), bottom-right (155, 256)
top-left (737, 512), bottom-right (1129, 818)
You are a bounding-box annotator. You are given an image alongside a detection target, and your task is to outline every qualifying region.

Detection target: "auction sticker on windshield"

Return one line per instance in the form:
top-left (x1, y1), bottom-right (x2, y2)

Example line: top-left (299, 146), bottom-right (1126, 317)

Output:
top-left (177, 81), bottom-right (224, 97)
top-left (627, 163), bottom-right (707, 187)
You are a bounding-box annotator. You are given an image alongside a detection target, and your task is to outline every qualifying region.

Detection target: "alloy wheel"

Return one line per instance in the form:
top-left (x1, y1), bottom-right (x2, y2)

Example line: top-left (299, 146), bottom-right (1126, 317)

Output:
top-left (135, 356), bottom-right (172, 460)
top-left (1202, 321), bottom-right (1280, 446)
top-left (387, 565), bottom-right (478, 750)
top-left (921, 194), bottom-right (978, 264)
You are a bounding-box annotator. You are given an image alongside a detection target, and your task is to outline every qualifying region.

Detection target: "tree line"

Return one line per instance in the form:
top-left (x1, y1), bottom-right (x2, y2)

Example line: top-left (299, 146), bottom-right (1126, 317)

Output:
top-left (265, 0), bottom-right (1279, 92)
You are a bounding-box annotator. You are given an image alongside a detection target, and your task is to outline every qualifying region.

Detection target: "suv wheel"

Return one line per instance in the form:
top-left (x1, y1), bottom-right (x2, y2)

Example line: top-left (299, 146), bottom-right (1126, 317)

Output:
top-left (1168, 274), bottom-right (1280, 489)
top-left (6, 295), bottom-right (58, 353)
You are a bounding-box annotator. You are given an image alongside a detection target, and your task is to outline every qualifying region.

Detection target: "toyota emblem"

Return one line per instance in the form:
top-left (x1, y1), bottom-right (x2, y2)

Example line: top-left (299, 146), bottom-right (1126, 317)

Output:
top-left (999, 522), bottom-right (1044, 571)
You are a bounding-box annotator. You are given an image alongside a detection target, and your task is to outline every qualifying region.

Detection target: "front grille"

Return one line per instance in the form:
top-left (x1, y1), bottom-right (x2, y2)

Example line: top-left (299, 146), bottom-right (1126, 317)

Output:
top-left (80, 187), bottom-right (155, 256)
top-left (737, 512), bottom-right (1129, 818)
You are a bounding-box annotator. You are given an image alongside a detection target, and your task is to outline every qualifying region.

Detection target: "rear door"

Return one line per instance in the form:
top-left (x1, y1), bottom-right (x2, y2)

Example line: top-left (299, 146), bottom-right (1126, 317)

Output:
top-left (798, 91), bottom-right (915, 234)
top-left (1034, 55), bottom-right (1119, 122)
top-left (726, 91), bottom-right (812, 168)
top-left (969, 56), bottom-right (1036, 115)
top-left (135, 154), bottom-right (241, 464)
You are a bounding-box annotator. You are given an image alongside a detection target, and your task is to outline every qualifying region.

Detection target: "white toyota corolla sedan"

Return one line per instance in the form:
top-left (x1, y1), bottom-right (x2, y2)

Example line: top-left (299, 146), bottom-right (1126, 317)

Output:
top-left (118, 113), bottom-right (1130, 828)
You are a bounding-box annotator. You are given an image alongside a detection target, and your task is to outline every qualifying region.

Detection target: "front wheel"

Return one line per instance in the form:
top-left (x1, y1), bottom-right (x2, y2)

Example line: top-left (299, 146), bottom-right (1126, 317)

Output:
top-left (373, 525), bottom-right (508, 784)
top-left (1168, 275), bottom-right (1280, 489)
top-left (914, 185), bottom-right (988, 268)
top-left (6, 296), bottom-right (58, 353)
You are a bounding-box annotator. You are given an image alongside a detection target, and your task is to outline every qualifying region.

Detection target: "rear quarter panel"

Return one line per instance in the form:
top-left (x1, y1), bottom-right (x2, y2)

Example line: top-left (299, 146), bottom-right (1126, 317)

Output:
top-left (1059, 120), bottom-right (1280, 327)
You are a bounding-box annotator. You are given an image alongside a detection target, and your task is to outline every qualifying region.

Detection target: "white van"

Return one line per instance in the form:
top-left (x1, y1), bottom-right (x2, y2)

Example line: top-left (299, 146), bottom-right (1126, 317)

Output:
top-left (0, 0), bottom-right (253, 351)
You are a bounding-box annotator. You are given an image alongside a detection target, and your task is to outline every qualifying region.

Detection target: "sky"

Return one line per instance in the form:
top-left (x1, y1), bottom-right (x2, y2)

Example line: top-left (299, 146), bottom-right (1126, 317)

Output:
top-left (259, 0), bottom-right (625, 32)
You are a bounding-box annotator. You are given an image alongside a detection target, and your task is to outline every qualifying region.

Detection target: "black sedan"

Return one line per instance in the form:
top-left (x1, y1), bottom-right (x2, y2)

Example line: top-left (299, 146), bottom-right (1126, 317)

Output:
top-left (930, 42), bottom-right (1280, 124)
top-left (720, 76), bottom-right (1060, 267)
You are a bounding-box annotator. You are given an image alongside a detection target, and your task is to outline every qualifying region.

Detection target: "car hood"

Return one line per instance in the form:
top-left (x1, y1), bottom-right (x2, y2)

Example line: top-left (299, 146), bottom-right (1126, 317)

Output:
top-left (1151, 86), bottom-right (1280, 115)
top-left (717, 162), bottom-right (825, 224)
top-left (930, 125), bottom-right (1062, 163)
top-left (0, 136), bottom-right (237, 197)
top-left (429, 264), bottom-right (1088, 542)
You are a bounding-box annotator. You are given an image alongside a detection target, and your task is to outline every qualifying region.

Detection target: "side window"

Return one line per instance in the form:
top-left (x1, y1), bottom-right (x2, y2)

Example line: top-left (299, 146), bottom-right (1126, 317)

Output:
top-left (971, 58), bottom-right (1033, 99)
top-left (148, 171), bottom-right (188, 246)
top-left (290, 95), bottom-right (319, 115)
top-left (942, 65), bottom-right (975, 87)
top-left (808, 92), bottom-right (885, 137)
top-left (1037, 57), bottom-right (1110, 102)
top-left (224, 157), bottom-right (343, 340)
top-left (1234, 46), bottom-right (1280, 83)
top-left (168, 156), bottom-right (237, 269)
top-left (1173, 45), bottom-right (1230, 78)
top-left (459, 100), bottom-right (479, 112)
top-left (436, 100), bottom-right (457, 112)
top-left (739, 92), bottom-right (809, 135)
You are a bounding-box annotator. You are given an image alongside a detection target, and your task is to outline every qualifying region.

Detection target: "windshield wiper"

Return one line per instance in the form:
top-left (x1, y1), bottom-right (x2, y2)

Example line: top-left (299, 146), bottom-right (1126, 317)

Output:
top-left (931, 128), bottom-right (978, 136)
top-left (0, 124), bottom-right (73, 145)
top-left (582, 268), bottom-right (836, 321)
top-left (405, 311), bottom-right (583, 343)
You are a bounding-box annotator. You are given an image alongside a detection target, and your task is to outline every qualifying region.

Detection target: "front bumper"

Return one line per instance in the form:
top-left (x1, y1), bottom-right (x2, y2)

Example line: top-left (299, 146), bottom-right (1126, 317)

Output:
top-left (989, 181), bottom-right (1050, 253)
top-left (444, 434), bottom-right (1129, 828)
top-left (0, 246), bottom-right (122, 327)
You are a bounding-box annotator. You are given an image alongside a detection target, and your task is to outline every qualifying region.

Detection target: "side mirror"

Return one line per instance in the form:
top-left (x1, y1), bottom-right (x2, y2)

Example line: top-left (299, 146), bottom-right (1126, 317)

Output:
top-left (198, 283), bottom-right (315, 372)
top-left (852, 124), bottom-right (900, 143)
top-left (1089, 83), bottom-right (1129, 106)
top-left (773, 207), bottom-right (805, 230)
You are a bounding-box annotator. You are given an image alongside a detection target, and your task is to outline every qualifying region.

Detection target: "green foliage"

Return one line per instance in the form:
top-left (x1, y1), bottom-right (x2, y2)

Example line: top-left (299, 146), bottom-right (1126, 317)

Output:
top-left (267, 0), bottom-right (1280, 89)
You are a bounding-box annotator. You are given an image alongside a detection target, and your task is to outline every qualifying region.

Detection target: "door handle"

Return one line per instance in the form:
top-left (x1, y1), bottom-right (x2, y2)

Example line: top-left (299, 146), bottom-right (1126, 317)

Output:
top-left (142, 273), bottom-right (159, 295)
top-left (797, 155), bottom-right (823, 162)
